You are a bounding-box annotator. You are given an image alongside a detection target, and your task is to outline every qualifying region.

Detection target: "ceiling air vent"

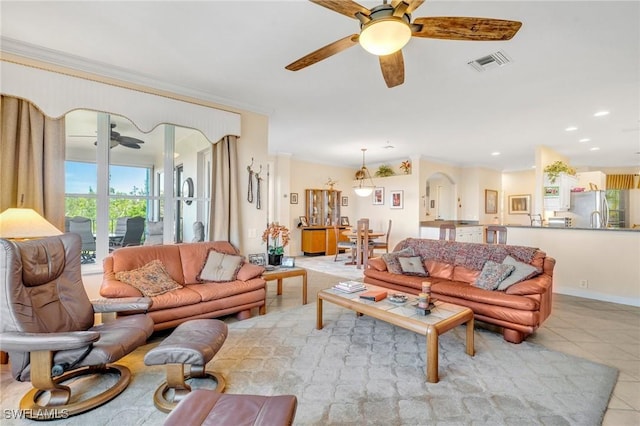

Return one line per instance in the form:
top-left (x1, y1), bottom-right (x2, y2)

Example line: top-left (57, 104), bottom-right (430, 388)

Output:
top-left (468, 50), bottom-right (512, 72)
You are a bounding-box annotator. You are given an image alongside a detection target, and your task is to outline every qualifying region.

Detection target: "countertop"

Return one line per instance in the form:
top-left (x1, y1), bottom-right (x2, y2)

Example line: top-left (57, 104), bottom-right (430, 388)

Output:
top-left (503, 225), bottom-right (640, 232)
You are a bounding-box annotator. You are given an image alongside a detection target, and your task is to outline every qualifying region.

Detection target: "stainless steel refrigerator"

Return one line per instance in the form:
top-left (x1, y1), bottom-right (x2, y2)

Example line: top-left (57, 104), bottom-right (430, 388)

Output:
top-left (569, 191), bottom-right (609, 228)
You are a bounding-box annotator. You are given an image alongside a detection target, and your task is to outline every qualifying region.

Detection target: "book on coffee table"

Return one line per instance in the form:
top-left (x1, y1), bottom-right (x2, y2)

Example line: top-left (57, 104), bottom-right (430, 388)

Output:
top-left (333, 281), bottom-right (366, 293)
top-left (359, 289), bottom-right (388, 302)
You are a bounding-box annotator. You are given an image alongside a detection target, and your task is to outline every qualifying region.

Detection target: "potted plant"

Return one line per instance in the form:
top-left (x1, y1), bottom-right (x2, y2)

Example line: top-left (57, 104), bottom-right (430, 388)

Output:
top-left (543, 161), bottom-right (577, 183)
top-left (400, 160), bottom-right (411, 175)
top-left (262, 222), bottom-right (290, 265)
top-left (375, 164), bottom-right (395, 177)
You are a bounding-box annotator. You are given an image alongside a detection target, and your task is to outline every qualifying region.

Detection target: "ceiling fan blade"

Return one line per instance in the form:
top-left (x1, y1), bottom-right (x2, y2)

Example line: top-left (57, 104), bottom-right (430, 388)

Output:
top-left (392, 0), bottom-right (425, 14)
top-left (379, 50), bottom-right (405, 88)
top-left (412, 17), bottom-right (522, 41)
top-left (118, 136), bottom-right (144, 145)
top-left (119, 142), bottom-right (141, 149)
top-left (310, 0), bottom-right (370, 19)
top-left (286, 34), bottom-right (359, 71)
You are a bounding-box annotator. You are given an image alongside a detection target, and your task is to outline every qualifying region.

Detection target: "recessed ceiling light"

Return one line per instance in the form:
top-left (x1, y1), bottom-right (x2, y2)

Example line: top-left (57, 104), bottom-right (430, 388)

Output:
top-left (589, 147), bottom-right (600, 151)
top-left (491, 152), bottom-right (500, 156)
top-left (579, 138), bottom-right (591, 143)
top-left (565, 126), bottom-right (578, 132)
top-left (593, 110), bottom-right (610, 117)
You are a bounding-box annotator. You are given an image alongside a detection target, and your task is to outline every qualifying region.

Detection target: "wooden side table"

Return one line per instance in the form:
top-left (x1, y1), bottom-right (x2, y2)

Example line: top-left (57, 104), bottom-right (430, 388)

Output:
top-left (262, 267), bottom-right (308, 305)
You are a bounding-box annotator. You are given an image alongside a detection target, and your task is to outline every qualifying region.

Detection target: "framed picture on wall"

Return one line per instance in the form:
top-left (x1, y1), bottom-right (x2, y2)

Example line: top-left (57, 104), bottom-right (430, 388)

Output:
top-left (390, 190), bottom-right (404, 209)
top-left (372, 187), bottom-right (384, 205)
top-left (340, 216), bottom-right (350, 226)
top-left (508, 194), bottom-right (531, 214)
top-left (485, 189), bottom-right (498, 214)
top-left (341, 196), bottom-right (349, 206)
top-left (299, 216), bottom-right (309, 227)
top-left (290, 193), bottom-right (298, 204)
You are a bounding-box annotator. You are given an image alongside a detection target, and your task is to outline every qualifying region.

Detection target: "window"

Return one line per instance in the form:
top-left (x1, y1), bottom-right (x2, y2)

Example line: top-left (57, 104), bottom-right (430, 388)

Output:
top-left (65, 110), bottom-right (212, 268)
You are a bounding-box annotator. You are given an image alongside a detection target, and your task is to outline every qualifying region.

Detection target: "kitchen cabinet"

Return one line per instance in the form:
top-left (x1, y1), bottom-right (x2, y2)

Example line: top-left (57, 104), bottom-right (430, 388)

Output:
top-left (544, 173), bottom-right (578, 211)
top-left (419, 225), bottom-right (484, 243)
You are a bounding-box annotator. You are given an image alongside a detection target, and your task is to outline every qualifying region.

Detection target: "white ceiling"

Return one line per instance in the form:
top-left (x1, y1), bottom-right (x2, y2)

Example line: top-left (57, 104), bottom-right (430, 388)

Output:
top-left (1, 1), bottom-right (639, 171)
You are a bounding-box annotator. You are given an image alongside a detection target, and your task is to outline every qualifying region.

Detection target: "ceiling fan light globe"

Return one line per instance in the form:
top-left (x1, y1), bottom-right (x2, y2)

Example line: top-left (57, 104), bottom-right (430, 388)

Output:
top-left (359, 18), bottom-right (412, 56)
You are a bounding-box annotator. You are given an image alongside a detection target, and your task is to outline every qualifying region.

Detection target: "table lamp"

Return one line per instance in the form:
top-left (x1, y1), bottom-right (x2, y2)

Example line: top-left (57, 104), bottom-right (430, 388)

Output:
top-left (0, 208), bottom-right (62, 240)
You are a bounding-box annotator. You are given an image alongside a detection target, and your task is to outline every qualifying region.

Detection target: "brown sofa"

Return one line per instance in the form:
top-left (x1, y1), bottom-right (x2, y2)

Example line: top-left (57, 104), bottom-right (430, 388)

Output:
top-left (363, 238), bottom-right (555, 343)
top-left (100, 241), bottom-right (266, 331)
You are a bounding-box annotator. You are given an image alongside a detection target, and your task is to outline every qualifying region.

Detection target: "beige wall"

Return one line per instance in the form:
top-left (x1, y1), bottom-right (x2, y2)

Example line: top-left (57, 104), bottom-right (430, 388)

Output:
top-left (502, 170), bottom-right (536, 226)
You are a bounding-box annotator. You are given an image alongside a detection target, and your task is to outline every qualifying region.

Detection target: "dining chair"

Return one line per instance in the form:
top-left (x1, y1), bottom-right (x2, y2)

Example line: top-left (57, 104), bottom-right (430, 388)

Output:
top-left (334, 225), bottom-right (356, 262)
top-left (356, 218), bottom-right (370, 270)
top-left (371, 219), bottom-right (392, 254)
top-left (439, 223), bottom-right (456, 241)
top-left (68, 216), bottom-right (96, 263)
top-left (486, 225), bottom-right (508, 244)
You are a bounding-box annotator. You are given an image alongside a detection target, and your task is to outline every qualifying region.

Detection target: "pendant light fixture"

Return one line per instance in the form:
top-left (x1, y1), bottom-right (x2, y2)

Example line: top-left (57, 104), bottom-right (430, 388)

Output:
top-left (353, 148), bottom-right (375, 197)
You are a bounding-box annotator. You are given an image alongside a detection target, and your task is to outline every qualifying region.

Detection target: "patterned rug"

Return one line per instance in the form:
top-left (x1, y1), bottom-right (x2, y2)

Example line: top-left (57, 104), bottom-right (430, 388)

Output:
top-left (2, 301), bottom-right (617, 425)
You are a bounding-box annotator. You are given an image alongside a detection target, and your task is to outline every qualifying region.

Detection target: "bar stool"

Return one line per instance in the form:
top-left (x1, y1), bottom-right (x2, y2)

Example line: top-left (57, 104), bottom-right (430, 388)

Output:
top-left (439, 223), bottom-right (456, 241)
top-left (486, 225), bottom-right (507, 244)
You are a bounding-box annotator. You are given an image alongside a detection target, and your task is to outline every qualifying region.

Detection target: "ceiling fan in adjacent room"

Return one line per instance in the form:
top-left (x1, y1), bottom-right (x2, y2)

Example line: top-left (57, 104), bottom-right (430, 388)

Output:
top-left (91, 123), bottom-right (145, 149)
top-left (285, 0), bottom-right (522, 88)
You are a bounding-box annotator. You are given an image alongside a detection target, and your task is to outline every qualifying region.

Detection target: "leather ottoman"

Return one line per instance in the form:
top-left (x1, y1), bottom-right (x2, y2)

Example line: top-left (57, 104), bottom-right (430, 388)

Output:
top-left (163, 389), bottom-right (297, 426)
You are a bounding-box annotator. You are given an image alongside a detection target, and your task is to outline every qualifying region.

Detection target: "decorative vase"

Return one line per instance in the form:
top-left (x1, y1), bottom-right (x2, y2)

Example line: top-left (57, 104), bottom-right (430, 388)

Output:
top-left (268, 254), bottom-right (283, 266)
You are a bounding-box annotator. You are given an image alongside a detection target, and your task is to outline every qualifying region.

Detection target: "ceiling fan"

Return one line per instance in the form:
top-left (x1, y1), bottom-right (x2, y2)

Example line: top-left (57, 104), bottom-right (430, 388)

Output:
top-left (285, 0), bottom-right (522, 88)
top-left (91, 123), bottom-right (145, 149)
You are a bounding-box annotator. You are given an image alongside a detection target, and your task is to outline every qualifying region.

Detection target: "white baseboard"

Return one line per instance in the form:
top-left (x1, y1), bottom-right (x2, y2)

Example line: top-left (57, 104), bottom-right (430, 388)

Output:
top-left (554, 286), bottom-right (640, 307)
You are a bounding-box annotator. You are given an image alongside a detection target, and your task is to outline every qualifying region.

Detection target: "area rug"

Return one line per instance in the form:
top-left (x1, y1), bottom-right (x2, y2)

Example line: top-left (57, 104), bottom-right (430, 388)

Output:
top-left (1, 300), bottom-right (617, 425)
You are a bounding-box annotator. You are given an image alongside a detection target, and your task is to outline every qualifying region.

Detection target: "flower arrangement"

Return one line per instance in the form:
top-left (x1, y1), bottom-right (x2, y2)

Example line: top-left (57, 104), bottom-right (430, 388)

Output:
top-left (543, 161), bottom-right (576, 183)
top-left (262, 222), bottom-right (290, 255)
top-left (400, 160), bottom-right (411, 174)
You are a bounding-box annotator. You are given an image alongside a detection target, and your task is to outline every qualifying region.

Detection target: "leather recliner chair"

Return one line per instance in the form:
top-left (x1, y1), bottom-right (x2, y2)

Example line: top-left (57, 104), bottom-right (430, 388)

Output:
top-left (0, 233), bottom-right (154, 420)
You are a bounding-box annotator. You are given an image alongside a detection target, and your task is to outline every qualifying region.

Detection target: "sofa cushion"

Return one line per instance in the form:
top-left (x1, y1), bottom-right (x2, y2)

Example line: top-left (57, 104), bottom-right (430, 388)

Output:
top-left (425, 260), bottom-right (454, 280)
top-left (381, 248), bottom-right (414, 274)
top-left (473, 261), bottom-right (516, 290)
top-left (453, 265), bottom-right (481, 283)
top-left (179, 241), bottom-right (239, 284)
top-left (197, 250), bottom-right (244, 283)
top-left (115, 260), bottom-right (182, 297)
top-left (399, 256), bottom-right (428, 276)
top-left (368, 257), bottom-right (387, 272)
top-left (236, 262), bottom-right (265, 281)
top-left (497, 256), bottom-right (541, 290)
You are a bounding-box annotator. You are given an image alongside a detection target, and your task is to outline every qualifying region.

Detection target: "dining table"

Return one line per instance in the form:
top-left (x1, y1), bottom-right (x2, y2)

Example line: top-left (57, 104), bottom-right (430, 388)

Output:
top-left (341, 230), bottom-right (384, 268)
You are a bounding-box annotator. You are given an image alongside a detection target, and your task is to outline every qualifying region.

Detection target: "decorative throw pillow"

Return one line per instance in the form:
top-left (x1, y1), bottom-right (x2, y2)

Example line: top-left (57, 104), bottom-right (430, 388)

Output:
top-left (236, 262), bottom-right (265, 281)
top-left (197, 249), bottom-right (245, 283)
top-left (496, 256), bottom-right (541, 290)
top-left (399, 256), bottom-right (428, 277)
top-left (115, 260), bottom-right (182, 297)
top-left (381, 247), bottom-right (414, 274)
top-left (473, 261), bottom-right (516, 291)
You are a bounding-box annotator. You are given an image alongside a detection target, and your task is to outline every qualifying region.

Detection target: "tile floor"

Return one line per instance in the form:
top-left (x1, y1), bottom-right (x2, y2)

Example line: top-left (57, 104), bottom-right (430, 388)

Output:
top-left (269, 255), bottom-right (640, 425)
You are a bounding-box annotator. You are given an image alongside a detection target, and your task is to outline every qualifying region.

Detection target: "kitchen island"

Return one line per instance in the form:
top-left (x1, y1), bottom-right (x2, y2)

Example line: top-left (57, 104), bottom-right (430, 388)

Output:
top-left (504, 225), bottom-right (639, 307)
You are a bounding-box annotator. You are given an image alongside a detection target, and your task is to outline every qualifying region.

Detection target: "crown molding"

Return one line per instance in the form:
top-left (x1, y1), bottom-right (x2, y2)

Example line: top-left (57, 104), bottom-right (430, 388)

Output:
top-left (0, 37), bottom-right (273, 116)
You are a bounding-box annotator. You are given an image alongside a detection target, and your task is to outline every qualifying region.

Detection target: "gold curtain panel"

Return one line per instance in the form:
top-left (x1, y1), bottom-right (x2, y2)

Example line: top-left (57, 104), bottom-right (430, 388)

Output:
top-left (605, 174), bottom-right (635, 190)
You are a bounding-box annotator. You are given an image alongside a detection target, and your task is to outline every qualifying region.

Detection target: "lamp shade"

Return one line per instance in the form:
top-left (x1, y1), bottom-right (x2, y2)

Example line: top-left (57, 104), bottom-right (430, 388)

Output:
top-left (0, 208), bottom-right (62, 239)
top-left (359, 18), bottom-right (412, 56)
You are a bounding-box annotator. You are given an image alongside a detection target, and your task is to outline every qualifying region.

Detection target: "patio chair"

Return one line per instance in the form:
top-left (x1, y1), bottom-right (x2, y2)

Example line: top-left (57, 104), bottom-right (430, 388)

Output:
top-left (110, 216), bottom-right (144, 250)
top-left (68, 216), bottom-right (96, 263)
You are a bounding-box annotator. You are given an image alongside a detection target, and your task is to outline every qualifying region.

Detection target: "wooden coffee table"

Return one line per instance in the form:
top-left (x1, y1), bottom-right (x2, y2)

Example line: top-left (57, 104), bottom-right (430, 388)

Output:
top-left (317, 284), bottom-right (474, 383)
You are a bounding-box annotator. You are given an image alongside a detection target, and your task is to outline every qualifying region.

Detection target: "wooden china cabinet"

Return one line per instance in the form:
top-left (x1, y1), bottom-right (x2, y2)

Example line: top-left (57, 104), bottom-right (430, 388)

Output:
top-left (300, 189), bottom-right (348, 255)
